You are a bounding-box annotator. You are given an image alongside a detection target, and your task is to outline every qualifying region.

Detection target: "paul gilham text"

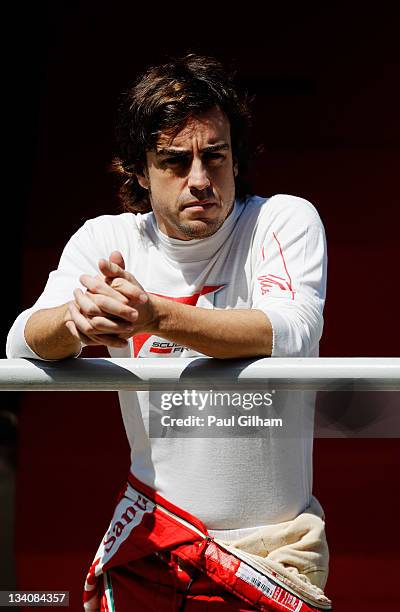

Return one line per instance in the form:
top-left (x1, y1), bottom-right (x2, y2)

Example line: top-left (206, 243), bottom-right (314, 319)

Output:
top-left (160, 415), bottom-right (283, 428)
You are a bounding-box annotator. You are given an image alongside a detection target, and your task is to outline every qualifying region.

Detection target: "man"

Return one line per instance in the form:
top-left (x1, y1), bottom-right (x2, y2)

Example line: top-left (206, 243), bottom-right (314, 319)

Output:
top-left (7, 55), bottom-right (329, 611)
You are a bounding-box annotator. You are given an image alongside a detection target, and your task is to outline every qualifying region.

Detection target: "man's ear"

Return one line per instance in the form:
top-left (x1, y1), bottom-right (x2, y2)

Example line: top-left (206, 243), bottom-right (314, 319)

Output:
top-left (136, 174), bottom-right (150, 189)
top-left (136, 170), bottom-right (150, 190)
top-left (233, 158), bottom-right (239, 178)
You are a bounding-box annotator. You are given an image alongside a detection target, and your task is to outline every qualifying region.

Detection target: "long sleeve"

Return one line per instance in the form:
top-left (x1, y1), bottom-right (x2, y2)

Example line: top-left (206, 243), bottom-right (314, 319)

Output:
top-left (6, 220), bottom-right (105, 360)
top-left (251, 196), bottom-right (327, 357)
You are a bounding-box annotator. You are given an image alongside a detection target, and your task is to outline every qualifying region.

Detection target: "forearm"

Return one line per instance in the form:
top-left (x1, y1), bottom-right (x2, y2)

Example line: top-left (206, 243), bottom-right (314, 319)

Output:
top-left (24, 304), bottom-right (81, 360)
top-left (151, 297), bottom-right (273, 359)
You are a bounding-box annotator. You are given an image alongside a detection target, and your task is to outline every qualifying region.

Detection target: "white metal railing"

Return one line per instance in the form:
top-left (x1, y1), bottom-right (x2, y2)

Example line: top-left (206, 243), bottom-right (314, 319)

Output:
top-left (1, 357), bottom-right (400, 391)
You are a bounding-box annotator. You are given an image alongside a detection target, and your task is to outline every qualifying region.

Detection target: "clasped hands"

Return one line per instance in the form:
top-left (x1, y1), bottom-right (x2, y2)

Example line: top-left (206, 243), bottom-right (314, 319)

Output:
top-left (65, 251), bottom-right (156, 348)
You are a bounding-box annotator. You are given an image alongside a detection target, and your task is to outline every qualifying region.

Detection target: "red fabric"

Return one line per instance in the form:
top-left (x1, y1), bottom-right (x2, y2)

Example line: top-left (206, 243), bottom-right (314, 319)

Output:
top-left (101, 554), bottom-right (258, 611)
top-left (84, 475), bottom-right (329, 612)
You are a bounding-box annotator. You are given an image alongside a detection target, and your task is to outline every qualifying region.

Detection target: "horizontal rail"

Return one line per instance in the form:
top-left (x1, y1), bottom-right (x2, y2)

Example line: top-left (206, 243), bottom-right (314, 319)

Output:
top-left (1, 358), bottom-right (400, 391)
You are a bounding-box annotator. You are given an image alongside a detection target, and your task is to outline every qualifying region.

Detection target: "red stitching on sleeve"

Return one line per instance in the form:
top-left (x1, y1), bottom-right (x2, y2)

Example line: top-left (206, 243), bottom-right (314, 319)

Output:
top-left (272, 232), bottom-right (295, 300)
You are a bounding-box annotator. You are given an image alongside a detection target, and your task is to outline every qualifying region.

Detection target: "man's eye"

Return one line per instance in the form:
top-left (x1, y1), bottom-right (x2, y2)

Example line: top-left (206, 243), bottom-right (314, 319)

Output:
top-left (165, 157), bottom-right (186, 165)
top-left (204, 154), bottom-right (225, 162)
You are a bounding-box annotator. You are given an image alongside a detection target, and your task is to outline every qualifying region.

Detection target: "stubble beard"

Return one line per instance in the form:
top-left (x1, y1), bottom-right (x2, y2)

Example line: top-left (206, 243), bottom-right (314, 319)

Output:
top-left (172, 198), bottom-right (235, 239)
top-left (173, 216), bottom-right (227, 239)
top-left (149, 182), bottom-right (235, 240)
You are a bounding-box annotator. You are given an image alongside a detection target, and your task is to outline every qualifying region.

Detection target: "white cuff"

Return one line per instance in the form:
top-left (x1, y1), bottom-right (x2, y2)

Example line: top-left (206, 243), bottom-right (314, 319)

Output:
top-left (257, 307), bottom-right (305, 358)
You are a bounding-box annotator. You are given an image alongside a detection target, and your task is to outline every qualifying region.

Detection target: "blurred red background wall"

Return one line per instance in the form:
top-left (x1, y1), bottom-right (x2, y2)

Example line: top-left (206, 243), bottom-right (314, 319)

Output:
top-left (2, 4), bottom-right (399, 611)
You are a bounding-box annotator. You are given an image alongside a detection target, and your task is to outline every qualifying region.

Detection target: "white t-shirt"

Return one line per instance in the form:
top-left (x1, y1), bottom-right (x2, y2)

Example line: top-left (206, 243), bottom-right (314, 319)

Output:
top-left (7, 194), bottom-right (327, 539)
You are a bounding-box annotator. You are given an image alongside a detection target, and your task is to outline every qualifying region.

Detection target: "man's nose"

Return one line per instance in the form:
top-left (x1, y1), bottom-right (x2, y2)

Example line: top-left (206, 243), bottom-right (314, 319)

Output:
top-left (187, 158), bottom-right (210, 192)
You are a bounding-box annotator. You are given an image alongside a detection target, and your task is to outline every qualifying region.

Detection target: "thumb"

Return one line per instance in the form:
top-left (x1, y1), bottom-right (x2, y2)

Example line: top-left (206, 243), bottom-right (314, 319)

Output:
top-left (98, 251), bottom-right (129, 281)
top-left (109, 251), bottom-right (125, 269)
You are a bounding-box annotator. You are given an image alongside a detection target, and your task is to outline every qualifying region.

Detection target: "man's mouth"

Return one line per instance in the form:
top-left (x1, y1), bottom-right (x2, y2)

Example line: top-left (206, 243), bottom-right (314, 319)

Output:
top-left (181, 201), bottom-right (217, 210)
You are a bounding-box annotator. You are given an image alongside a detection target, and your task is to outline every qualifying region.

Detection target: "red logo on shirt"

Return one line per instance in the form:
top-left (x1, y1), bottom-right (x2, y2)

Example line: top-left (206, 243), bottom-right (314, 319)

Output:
top-left (259, 232), bottom-right (295, 300)
top-left (133, 285), bottom-right (226, 357)
top-left (257, 274), bottom-right (292, 295)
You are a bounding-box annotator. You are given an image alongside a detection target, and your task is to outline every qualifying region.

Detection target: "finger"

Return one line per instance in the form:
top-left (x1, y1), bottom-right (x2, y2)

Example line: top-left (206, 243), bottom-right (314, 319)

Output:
top-left (79, 275), bottom-right (130, 303)
top-left (75, 329), bottom-right (129, 348)
top-left (87, 315), bottom-right (136, 334)
top-left (65, 319), bottom-right (84, 343)
top-left (109, 251), bottom-right (126, 269)
top-left (79, 290), bottom-right (139, 322)
top-left (67, 304), bottom-right (129, 348)
top-left (108, 277), bottom-right (148, 304)
top-left (94, 273), bottom-right (116, 290)
top-left (73, 288), bottom-right (104, 317)
top-left (86, 333), bottom-right (129, 348)
top-left (69, 301), bottom-right (101, 337)
top-left (98, 258), bottom-right (131, 281)
top-left (65, 320), bottom-right (99, 346)
top-left (65, 306), bottom-right (101, 346)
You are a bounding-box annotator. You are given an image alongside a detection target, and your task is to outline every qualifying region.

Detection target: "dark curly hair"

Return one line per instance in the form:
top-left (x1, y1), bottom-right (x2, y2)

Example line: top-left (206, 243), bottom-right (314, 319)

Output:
top-left (112, 54), bottom-right (257, 213)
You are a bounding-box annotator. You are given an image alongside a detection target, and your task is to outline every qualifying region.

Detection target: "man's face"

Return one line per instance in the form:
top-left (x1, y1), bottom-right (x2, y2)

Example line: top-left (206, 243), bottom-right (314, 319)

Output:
top-left (137, 106), bottom-right (238, 240)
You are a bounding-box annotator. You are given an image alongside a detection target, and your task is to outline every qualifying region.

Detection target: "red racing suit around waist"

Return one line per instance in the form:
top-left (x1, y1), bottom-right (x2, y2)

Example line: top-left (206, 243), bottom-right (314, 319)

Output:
top-left (84, 473), bottom-right (332, 612)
